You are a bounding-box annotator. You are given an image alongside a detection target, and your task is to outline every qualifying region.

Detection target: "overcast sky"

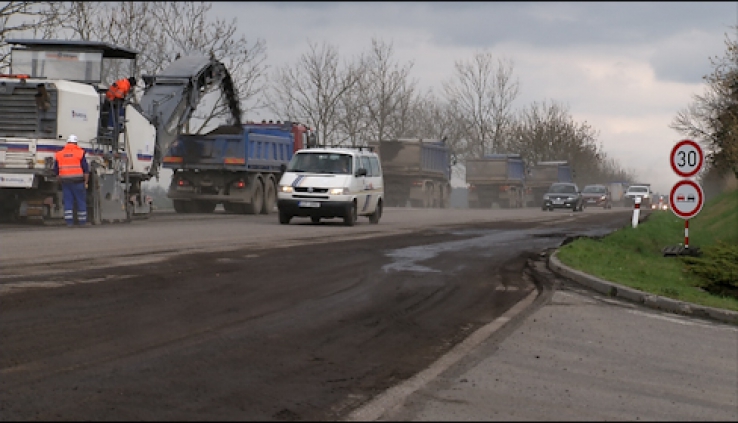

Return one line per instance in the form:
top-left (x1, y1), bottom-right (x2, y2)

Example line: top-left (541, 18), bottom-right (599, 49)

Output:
top-left (204, 1), bottom-right (736, 194)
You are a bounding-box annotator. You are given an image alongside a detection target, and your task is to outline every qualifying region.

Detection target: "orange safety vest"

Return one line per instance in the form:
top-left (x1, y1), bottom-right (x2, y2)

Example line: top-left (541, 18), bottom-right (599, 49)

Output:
top-left (105, 78), bottom-right (132, 101)
top-left (55, 143), bottom-right (85, 180)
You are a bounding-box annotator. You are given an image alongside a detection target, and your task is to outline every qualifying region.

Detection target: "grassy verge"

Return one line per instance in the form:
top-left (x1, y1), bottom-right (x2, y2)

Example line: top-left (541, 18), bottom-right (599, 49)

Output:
top-left (557, 188), bottom-right (738, 312)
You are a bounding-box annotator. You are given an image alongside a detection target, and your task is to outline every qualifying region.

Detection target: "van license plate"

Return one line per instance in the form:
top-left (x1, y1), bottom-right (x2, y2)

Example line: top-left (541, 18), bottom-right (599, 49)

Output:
top-left (298, 201), bottom-right (320, 208)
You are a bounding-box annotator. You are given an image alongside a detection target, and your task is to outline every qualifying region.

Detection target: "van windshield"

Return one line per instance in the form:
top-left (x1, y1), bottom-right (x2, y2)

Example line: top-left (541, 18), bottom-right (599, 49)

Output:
top-left (287, 152), bottom-right (353, 174)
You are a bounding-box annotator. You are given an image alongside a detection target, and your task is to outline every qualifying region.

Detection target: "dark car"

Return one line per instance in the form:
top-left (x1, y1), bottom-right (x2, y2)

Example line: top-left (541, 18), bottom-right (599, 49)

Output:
top-left (542, 182), bottom-right (584, 212)
top-left (581, 184), bottom-right (612, 209)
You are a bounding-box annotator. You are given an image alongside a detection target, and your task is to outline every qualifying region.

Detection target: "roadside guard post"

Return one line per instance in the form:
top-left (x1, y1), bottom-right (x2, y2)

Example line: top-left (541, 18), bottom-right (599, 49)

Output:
top-left (667, 140), bottom-right (704, 254)
top-left (632, 196), bottom-right (641, 228)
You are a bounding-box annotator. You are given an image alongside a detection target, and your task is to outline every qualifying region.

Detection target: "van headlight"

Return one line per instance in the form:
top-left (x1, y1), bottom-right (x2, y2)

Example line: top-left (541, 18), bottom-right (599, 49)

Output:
top-left (330, 187), bottom-right (348, 195)
top-left (280, 185), bottom-right (293, 193)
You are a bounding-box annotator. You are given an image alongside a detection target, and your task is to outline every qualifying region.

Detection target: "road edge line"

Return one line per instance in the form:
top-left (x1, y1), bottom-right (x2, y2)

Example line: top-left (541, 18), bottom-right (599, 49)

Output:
top-left (344, 288), bottom-right (539, 421)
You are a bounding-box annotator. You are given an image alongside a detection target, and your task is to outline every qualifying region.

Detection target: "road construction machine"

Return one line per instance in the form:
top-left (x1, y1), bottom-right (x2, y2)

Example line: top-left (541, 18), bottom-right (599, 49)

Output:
top-left (0, 39), bottom-right (241, 224)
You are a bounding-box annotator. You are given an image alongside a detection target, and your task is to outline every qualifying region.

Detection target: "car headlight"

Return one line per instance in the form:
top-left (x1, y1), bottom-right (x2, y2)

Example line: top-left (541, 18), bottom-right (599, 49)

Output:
top-left (600, 195), bottom-right (606, 200)
top-left (280, 185), bottom-right (293, 193)
top-left (330, 187), bottom-right (348, 195)
top-left (568, 196), bottom-right (575, 200)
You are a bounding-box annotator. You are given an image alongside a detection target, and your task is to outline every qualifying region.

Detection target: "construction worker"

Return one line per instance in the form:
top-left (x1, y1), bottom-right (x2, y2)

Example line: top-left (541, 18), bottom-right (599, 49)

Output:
top-left (106, 76), bottom-right (136, 129)
top-left (54, 134), bottom-right (90, 227)
top-left (105, 76), bottom-right (136, 101)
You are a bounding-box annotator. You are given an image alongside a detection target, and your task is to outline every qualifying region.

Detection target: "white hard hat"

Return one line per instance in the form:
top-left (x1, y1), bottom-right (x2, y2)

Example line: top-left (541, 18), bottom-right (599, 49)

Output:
top-left (67, 134), bottom-right (78, 143)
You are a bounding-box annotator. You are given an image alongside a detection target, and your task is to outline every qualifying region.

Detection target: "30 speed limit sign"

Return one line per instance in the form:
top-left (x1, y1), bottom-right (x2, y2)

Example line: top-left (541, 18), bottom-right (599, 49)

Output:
top-left (670, 139), bottom-right (704, 178)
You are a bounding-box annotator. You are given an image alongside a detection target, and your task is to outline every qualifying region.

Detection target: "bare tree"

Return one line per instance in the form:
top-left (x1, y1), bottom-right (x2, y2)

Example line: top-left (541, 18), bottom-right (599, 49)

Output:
top-left (0, 1), bottom-right (61, 71)
top-left (360, 38), bottom-right (417, 142)
top-left (509, 100), bottom-right (624, 184)
top-left (671, 29), bottom-right (738, 179)
top-left (442, 51), bottom-right (520, 159)
top-left (334, 55), bottom-right (370, 146)
top-left (267, 40), bottom-right (360, 145)
top-left (43, 1), bottom-right (268, 133)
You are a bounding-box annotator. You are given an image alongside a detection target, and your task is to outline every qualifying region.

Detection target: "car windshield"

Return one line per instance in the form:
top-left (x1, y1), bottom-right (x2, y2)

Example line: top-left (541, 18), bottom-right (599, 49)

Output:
top-left (549, 184), bottom-right (576, 194)
top-left (286, 152), bottom-right (353, 174)
top-left (628, 187), bottom-right (648, 193)
top-left (583, 186), bottom-right (606, 193)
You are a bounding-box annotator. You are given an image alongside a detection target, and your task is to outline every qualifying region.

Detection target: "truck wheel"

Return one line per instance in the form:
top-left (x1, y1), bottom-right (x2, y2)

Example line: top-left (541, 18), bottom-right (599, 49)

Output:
top-left (260, 177), bottom-right (276, 215)
top-left (245, 179), bottom-right (264, 215)
top-left (369, 199), bottom-right (382, 224)
top-left (343, 201), bottom-right (357, 226)
top-left (173, 200), bottom-right (189, 213)
top-left (278, 210), bottom-right (292, 225)
top-left (195, 201), bottom-right (216, 213)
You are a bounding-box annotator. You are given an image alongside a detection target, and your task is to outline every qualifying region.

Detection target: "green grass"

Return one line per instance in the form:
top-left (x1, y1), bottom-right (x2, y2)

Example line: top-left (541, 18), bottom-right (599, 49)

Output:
top-left (557, 188), bottom-right (738, 312)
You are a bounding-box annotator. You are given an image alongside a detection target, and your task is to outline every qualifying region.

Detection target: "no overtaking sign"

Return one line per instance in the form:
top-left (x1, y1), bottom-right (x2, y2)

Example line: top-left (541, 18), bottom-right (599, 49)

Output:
top-left (670, 179), bottom-right (704, 219)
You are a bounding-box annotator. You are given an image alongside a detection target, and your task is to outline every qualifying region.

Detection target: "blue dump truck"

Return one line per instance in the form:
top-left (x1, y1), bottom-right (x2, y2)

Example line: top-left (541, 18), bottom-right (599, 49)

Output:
top-left (163, 121), bottom-right (313, 214)
top-left (525, 160), bottom-right (573, 207)
top-left (367, 138), bottom-right (452, 208)
top-left (466, 154), bottom-right (527, 209)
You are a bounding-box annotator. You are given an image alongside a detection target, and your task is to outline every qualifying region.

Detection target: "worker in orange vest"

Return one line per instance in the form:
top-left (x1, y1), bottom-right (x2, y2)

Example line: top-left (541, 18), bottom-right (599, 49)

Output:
top-left (105, 76), bottom-right (136, 101)
top-left (54, 134), bottom-right (91, 227)
top-left (106, 76), bottom-right (136, 129)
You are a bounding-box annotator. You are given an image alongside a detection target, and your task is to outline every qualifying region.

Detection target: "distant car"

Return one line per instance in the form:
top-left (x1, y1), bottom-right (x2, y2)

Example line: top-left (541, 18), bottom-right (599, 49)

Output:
top-left (542, 182), bottom-right (584, 212)
top-left (650, 194), bottom-right (668, 210)
top-left (581, 184), bottom-right (612, 209)
top-left (625, 185), bottom-right (651, 207)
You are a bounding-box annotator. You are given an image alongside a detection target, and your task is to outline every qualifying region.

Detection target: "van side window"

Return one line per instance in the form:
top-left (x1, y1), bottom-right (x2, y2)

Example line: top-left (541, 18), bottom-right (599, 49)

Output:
top-left (361, 156), bottom-right (373, 176)
top-left (369, 156), bottom-right (381, 176)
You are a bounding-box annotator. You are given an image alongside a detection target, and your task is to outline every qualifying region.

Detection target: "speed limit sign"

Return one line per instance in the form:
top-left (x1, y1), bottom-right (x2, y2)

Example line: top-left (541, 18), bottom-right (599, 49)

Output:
top-left (670, 139), bottom-right (704, 178)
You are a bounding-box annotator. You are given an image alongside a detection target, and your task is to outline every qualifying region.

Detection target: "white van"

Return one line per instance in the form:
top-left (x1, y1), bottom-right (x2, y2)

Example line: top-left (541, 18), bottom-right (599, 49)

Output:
top-left (277, 147), bottom-right (384, 226)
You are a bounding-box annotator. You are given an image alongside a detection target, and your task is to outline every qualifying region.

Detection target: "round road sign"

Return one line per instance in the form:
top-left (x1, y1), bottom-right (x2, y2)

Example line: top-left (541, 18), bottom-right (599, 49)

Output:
top-left (670, 139), bottom-right (704, 178)
top-left (670, 179), bottom-right (704, 219)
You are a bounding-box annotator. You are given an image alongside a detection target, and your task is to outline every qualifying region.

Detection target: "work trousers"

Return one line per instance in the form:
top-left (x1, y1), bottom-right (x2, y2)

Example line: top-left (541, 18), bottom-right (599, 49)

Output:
top-left (61, 181), bottom-right (87, 225)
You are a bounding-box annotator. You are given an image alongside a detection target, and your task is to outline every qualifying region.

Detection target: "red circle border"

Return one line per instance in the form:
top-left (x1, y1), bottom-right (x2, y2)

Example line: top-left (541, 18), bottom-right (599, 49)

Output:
top-left (669, 179), bottom-right (704, 219)
top-left (670, 139), bottom-right (704, 178)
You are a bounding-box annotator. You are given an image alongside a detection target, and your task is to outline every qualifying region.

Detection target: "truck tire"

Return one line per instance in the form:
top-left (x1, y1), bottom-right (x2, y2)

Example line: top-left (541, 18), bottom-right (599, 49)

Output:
top-left (343, 201), bottom-right (357, 226)
top-left (194, 201), bottom-right (216, 213)
top-left (244, 177), bottom-right (264, 215)
top-left (173, 200), bottom-right (191, 213)
top-left (369, 199), bottom-right (382, 224)
top-left (261, 177), bottom-right (276, 215)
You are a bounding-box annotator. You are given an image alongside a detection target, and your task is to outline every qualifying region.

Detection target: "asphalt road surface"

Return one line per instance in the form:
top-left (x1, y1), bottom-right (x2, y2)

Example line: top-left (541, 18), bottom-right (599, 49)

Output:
top-left (6, 207), bottom-right (721, 421)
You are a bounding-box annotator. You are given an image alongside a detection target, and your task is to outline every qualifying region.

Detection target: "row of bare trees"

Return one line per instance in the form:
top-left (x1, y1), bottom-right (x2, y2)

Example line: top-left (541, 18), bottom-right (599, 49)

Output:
top-left (0, 1), bottom-right (636, 184)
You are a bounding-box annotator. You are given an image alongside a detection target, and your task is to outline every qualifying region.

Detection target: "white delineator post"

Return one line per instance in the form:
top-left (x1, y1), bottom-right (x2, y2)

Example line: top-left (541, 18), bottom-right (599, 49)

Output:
top-left (684, 219), bottom-right (689, 249)
top-left (632, 196), bottom-right (641, 228)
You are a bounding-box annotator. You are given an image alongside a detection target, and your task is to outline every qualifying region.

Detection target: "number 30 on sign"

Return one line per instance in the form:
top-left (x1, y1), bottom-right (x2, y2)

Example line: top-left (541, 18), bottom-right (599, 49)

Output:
top-left (670, 139), bottom-right (704, 178)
